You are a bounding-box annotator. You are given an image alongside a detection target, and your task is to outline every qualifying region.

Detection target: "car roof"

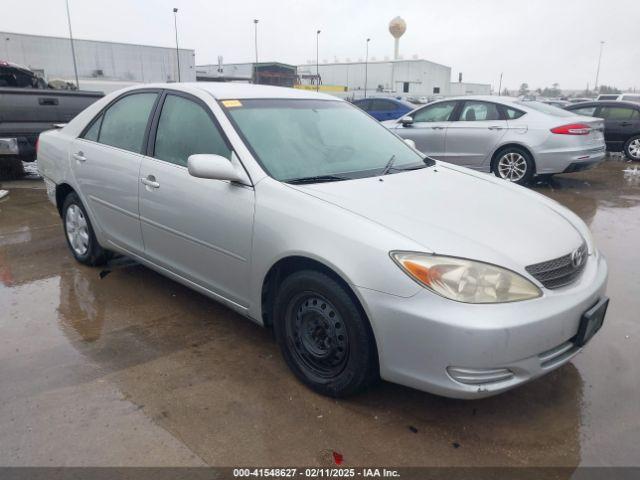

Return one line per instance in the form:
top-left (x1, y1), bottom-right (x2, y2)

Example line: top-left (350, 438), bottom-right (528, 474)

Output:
top-left (566, 100), bottom-right (640, 108)
top-left (427, 95), bottom-right (522, 106)
top-left (126, 82), bottom-right (341, 101)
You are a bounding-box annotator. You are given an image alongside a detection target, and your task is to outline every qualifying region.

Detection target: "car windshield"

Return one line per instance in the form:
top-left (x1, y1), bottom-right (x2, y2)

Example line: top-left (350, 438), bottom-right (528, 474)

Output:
top-left (515, 100), bottom-right (575, 117)
top-left (222, 99), bottom-right (430, 182)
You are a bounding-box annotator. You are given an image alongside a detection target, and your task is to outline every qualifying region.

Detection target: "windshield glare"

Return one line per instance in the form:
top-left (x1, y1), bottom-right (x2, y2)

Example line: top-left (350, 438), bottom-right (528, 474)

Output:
top-left (223, 99), bottom-right (427, 182)
top-left (515, 100), bottom-right (574, 117)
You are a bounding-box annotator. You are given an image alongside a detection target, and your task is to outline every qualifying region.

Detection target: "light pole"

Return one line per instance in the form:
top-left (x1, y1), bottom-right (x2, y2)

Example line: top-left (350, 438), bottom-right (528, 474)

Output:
top-left (65, 0), bottom-right (80, 89)
top-left (254, 19), bottom-right (259, 64)
top-left (316, 29), bottom-right (321, 92)
top-left (594, 40), bottom-right (605, 93)
top-left (498, 72), bottom-right (503, 96)
top-left (173, 8), bottom-right (181, 82)
top-left (364, 38), bottom-right (370, 98)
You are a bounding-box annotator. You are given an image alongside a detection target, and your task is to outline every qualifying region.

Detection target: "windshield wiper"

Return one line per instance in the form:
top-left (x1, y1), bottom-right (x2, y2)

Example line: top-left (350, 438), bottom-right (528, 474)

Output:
top-left (286, 174), bottom-right (350, 185)
top-left (380, 154), bottom-right (396, 176)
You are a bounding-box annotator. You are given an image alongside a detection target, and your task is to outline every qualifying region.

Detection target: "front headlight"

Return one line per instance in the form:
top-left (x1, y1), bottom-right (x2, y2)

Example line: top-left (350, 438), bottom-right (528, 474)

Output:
top-left (390, 252), bottom-right (541, 304)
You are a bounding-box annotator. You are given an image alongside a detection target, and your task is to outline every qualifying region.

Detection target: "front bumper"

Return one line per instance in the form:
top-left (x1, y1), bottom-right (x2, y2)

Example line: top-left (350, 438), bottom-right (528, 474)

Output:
top-left (358, 253), bottom-right (608, 399)
top-left (535, 145), bottom-right (606, 175)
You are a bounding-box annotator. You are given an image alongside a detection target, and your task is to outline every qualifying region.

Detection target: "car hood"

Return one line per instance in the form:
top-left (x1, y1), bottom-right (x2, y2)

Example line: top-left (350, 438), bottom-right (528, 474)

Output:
top-left (289, 164), bottom-right (585, 269)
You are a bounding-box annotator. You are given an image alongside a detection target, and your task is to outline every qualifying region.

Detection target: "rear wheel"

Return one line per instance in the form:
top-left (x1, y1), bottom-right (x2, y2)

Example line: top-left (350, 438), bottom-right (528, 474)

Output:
top-left (492, 147), bottom-right (535, 186)
top-left (273, 270), bottom-right (378, 397)
top-left (624, 136), bottom-right (640, 161)
top-left (62, 192), bottom-right (110, 266)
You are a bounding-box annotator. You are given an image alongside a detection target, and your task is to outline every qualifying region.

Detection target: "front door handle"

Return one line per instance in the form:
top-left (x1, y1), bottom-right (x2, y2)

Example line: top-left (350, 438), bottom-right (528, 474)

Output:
top-left (488, 126), bottom-right (505, 130)
top-left (432, 126), bottom-right (445, 130)
top-left (141, 176), bottom-right (160, 189)
top-left (621, 122), bottom-right (632, 126)
top-left (73, 151), bottom-right (86, 162)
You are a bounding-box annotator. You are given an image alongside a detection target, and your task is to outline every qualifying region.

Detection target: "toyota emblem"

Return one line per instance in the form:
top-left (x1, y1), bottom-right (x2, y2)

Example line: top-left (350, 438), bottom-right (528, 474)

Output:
top-left (571, 248), bottom-right (585, 268)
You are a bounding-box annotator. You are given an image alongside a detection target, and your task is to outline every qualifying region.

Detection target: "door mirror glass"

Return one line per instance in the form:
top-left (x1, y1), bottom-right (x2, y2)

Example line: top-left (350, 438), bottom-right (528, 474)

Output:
top-left (400, 116), bottom-right (414, 126)
top-left (187, 154), bottom-right (242, 182)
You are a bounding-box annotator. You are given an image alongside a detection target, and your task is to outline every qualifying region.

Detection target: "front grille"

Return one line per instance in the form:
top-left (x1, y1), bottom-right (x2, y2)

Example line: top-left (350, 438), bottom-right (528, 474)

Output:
top-left (525, 243), bottom-right (587, 289)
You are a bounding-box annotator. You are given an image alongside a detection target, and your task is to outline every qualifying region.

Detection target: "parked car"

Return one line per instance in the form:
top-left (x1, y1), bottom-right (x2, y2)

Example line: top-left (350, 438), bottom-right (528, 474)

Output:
top-left (542, 99), bottom-right (571, 108)
top-left (38, 83), bottom-right (608, 399)
top-left (0, 60), bottom-right (103, 176)
top-left (595, 93), bottom-right (640, 103)
top-left (565, 101), bottom-right (640, 160)
top-left (383, 96), bottom-right (606, 185)
top-left (352, 97), bottom-right (414, 121)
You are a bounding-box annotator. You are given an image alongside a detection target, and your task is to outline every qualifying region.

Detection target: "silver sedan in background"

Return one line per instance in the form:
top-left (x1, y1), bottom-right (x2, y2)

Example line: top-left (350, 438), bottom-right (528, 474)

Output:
top-left (383, 96), bottom-right (606, 185)
top-left (37, 84), bottom-right (608, 399)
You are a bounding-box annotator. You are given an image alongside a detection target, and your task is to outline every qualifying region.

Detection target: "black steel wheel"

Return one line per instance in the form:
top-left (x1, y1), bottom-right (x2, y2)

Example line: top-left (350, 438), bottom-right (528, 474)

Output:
top-left (286, 292), bottom-right (349, 380)
top-left (273, 270), bottom-right (378, 397)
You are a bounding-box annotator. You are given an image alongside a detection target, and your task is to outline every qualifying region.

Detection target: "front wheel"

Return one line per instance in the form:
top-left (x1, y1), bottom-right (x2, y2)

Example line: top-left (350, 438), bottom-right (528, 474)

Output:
top-left (273, 270), bottom-right (378, 397)
top-left (624, 136), bottom-right (640, 161)
top-left (62, 192), bottom-right (110, 266)
top-left (492, 148), bottom-right (535, 186)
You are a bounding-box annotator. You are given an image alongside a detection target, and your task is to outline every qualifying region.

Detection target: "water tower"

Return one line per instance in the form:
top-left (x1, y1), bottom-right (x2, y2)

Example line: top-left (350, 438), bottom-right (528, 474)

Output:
top-left (389, 16), bottom-right (406, 60)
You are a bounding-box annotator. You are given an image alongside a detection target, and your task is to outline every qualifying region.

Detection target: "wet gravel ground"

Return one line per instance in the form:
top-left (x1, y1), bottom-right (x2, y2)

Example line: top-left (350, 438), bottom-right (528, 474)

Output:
top-left (0, 158), bottom-right (638, 469)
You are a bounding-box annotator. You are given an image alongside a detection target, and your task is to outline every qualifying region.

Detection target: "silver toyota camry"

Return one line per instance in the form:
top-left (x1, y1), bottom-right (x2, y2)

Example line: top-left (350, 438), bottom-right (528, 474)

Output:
top-left (37, 83), bottom-right (609, 399)
top-left (383, 96), bottom-right (606, 185)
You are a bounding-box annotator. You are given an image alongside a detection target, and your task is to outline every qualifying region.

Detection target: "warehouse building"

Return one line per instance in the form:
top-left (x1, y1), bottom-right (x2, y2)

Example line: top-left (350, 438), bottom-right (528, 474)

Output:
top-left (0, 31), bottom-right (195, 93)
top-left (297, 59), bottom-right (454, 97)
top-left (196, 62), bottom-right (298, 87)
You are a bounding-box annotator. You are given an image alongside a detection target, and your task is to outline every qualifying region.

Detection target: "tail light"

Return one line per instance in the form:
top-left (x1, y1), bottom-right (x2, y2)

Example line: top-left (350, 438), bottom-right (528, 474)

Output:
top-left (551, 123), bottom-right (591, 135)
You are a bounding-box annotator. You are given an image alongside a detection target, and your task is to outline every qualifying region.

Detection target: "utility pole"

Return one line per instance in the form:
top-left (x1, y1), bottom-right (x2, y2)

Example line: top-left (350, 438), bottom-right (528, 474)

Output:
top-left (498, 72), bottom-right (503, 96)
top-left (364, 38), bottom-right (370, 98)
top-left (65, 0), bottom-right (80, 89)
top-left (594, 41), bottom-right (604, 93)
top-left (316, 30), bottom-right (321, 92)
top-left (173, 8), bottom-right (181, 82)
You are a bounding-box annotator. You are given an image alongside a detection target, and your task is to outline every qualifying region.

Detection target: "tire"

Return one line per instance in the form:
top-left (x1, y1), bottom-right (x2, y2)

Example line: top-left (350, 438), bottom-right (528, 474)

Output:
top-left (623, 136), bottom-right (640, 161)
top-left (62, 192), bottom-right (110, 266)
top-left (273, 270), bottom-right (378, 397)
top-left (491, 147), bottom-right (535, 186)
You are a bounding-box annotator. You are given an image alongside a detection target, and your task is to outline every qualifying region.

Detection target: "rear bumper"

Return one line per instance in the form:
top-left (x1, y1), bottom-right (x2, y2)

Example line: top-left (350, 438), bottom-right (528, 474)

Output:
top-left (535, 145), bottom-right (606, 175)
top-left (0, 135), bottom-right (37, 161)
top-left (358, 253), bottom-right (608, 399)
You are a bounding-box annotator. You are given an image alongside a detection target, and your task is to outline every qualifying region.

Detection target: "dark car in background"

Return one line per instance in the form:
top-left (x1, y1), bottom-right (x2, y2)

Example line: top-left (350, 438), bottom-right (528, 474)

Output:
top-left (566, 101), bottom-right (640, 161)
top-left (352, 97), bottom-right (414, 121)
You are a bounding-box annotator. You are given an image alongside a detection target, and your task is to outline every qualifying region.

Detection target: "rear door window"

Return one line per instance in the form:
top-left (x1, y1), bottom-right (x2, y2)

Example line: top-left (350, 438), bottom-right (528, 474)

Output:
top-left (459, 101), bottom-right (501, 121)
top-left (598, 107), bottom-right (637, 120)
top-left (82, 115), bottom-right (103, 142)
top-left (98, 93), bottom-right (158, 153)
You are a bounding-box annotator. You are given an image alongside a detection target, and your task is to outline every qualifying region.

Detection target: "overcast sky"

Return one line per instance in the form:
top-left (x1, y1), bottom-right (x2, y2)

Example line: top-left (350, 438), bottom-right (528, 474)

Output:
top-left (1, 0), bottom-right (638, 91)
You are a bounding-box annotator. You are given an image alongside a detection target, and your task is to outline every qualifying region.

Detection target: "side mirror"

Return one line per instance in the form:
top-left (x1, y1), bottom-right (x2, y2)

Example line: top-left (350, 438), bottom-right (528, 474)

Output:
top-left (187, 154), bottom-right (243, 182)
top-left (404, 138), bottom-right (416, 149)
top-left (400, 116), bottom-right (414, 127)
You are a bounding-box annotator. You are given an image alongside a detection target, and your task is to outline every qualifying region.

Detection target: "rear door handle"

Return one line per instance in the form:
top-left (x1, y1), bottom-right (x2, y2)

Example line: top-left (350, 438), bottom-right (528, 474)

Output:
top-left (488, 126), bottom-right (505, 130)
top-left (141, 176), bottom-right (160, 189)
top-left (621, 122), bottom-right (632, 126)
top-left (432, 126), bottom-right (445, 130)
top-left (73, 151), bottom-right (86, 162)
